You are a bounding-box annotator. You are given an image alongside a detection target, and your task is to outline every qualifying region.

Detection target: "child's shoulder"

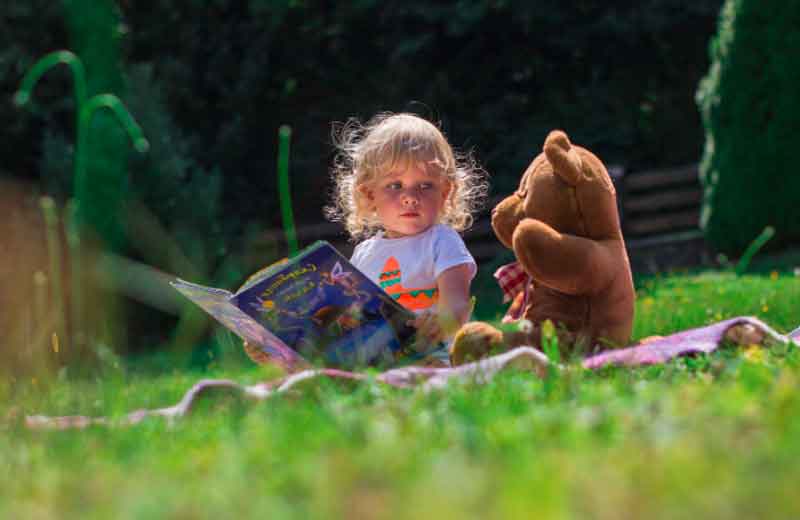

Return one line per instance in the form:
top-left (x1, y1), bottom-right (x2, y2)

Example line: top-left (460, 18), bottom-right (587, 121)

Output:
top-left (431, 223), bottom-right (467, 243)
top-left (432, 223), bottom-right (460, 236)
top-left (351, 233), bottom-right (384, 263)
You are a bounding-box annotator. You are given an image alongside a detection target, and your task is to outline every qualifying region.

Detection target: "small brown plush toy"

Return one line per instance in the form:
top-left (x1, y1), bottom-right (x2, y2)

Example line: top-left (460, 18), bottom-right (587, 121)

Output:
top-left (450, 130), bottom-right (635, 364)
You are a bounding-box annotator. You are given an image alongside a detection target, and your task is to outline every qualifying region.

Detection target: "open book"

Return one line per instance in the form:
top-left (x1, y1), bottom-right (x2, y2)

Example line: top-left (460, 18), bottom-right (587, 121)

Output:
top-left (170, 241), bottom-right (419, 370)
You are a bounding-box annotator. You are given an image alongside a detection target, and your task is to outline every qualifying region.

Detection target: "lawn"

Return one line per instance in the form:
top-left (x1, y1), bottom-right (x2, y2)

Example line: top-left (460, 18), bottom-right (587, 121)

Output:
top-left (2, 255), bottom-right (800, 519)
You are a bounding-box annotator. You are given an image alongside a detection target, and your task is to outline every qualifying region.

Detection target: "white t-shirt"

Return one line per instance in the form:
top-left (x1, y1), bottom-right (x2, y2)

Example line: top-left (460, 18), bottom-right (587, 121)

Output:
top-left (351, 224), bottom-right (476, 365)
top-left (351, 224), bottom-right (477, 315)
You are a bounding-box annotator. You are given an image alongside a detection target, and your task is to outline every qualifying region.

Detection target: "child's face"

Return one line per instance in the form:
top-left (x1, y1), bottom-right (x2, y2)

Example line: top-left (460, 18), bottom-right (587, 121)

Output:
top-left (362, 164), bottom-right (451, 239)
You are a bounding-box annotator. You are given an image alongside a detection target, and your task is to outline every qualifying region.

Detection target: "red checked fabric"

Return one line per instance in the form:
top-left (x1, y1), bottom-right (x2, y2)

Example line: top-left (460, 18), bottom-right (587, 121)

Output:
top-left (494, 262), bottom-right (531, 321)
top-left (494, 262), bottom-right (530, 303)
top-left (496, 258), bottom-right (531, 294)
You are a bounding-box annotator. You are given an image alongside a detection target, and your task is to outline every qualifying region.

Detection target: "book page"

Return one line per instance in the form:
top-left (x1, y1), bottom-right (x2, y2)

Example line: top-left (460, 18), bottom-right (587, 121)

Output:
top-left (170, 279), bottom-right (307, 370)
top-left (232, 242), bottom-right (418, 368)
top-left (235, 241), bottom-right (328, 295)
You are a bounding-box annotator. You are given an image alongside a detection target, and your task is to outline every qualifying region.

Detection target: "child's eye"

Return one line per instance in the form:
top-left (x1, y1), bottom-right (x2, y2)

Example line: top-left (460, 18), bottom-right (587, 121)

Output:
top-left (387, 182), bottom-right (402, 190)
top-left (419, 182), bottom-right (433, 190)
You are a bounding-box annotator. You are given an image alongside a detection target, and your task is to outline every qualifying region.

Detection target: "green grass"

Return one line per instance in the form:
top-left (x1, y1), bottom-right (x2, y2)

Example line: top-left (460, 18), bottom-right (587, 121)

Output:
top-left (2, 262), bottom-right (800, 519)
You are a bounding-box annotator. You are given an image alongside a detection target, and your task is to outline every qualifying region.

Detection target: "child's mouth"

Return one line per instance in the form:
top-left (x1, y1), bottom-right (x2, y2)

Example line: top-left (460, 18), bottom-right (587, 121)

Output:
top-left (400, 212), bottom-right (420, 217)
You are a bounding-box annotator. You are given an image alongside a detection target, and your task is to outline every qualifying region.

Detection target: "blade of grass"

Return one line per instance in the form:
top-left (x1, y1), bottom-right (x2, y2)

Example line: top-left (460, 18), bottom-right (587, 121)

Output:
top-left (735, 226), bottom-right (775, 276)
top-left (277, 125), bottom-right (298, 257)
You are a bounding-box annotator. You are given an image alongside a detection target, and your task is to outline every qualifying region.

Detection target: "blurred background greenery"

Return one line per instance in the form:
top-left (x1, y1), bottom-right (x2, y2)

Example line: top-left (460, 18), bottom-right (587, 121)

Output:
top-left (3, 1), bottom-right (723, 231)
top-left (1, 0), bottom-right (798, 367)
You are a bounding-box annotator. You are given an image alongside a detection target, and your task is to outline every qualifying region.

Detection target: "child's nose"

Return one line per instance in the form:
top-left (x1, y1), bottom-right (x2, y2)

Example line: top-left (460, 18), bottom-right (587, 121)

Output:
top-left (402, 191), bottom-right (420, 205)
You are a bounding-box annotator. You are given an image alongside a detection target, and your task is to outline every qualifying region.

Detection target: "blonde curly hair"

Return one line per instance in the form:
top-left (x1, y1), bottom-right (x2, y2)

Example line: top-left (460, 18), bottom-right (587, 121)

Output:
top-left (325, 112), bottom-right (488, 241)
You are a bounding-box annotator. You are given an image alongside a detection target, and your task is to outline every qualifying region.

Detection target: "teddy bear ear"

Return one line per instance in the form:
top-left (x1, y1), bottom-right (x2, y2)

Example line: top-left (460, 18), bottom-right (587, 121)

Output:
top-left (543, 130), bottom-right (584, 186)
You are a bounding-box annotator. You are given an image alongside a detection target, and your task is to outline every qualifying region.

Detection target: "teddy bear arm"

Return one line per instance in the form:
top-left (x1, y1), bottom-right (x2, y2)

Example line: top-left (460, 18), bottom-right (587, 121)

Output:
top-left (513, 218), bottom-right (616, 295)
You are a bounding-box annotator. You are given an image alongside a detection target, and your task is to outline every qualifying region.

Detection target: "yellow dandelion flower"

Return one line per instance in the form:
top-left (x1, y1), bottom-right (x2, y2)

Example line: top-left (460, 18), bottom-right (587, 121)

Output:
top-left (541, 319), bottom-right (556, 340)
top-left (743, 344), bottom-right (765, 363)
top-left (770, 271), bottom-right (779, 281)
top-left (261, 300), bottom-right (275, 310)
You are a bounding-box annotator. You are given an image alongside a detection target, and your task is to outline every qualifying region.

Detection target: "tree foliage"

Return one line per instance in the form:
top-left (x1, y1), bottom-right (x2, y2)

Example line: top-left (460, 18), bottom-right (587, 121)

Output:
top-left (5, 1), bottom-right (723, 238)
top-left (696, 0), bottom-right (800, 254)
top-left (117, 1), bottom-right (722, 224)
top-left (2, 1), bottom-right (731, 355)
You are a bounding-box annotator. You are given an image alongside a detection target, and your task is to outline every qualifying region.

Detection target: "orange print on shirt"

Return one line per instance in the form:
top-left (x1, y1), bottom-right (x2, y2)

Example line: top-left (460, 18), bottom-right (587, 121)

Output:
top-left (379, 257), bottom-right (438, 311)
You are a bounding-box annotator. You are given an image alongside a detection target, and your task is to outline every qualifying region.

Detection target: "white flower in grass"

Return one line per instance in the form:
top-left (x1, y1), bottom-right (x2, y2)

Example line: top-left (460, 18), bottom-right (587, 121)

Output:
top-left (518, 319), bottom-right (533, 334)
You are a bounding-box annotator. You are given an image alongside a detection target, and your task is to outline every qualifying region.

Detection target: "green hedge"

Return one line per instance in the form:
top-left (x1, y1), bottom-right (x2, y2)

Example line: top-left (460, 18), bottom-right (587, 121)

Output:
top-left (5, 1), bottom-right (723, 233)
top-left (697, 0), bottom-right (800, 255)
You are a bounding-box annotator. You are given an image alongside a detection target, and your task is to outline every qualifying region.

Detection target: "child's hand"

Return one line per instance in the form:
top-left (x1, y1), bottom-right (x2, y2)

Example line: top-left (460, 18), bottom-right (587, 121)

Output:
top-left (406, 311), bottom-right (444, 352)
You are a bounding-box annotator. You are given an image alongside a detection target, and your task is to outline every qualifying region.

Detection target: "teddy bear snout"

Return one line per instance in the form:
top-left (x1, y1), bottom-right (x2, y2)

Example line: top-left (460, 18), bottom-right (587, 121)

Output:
top-left (491, 195), bottom-right (526, 249)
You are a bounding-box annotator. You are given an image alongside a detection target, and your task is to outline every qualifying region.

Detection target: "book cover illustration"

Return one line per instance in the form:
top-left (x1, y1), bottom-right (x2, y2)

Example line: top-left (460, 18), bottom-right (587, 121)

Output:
top-left (171, 241), bottom-right (417, 370)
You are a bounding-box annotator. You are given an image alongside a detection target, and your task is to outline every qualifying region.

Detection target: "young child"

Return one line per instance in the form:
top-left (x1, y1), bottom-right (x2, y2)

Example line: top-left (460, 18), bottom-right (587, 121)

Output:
top-left (244, 112), bottom-right (487, 369)
top-left (325, 112), bottom-right (488, 366)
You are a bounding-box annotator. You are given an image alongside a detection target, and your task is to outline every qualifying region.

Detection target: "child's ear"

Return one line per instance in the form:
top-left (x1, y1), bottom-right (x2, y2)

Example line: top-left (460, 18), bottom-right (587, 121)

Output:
top-left (441, 180), bottom-right (453, 205)
top-left (358, 183), bottom-right (377, 213)
top-left (358, 183), bottom-right (374, 202)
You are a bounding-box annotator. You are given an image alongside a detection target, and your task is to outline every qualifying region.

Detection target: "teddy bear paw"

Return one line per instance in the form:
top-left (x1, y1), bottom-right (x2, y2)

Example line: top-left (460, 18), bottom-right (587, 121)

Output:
top-left (449, 322), bottom-right (505, 366)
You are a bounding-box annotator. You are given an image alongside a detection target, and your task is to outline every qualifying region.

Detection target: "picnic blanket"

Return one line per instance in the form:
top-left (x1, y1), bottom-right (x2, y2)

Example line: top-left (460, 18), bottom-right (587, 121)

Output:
top-left (24, 317), bottom-right (800, 430)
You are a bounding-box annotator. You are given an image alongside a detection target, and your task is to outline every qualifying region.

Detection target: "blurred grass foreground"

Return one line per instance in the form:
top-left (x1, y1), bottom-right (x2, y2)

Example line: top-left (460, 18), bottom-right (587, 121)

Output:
top-left (2, 254), bottom-right (800, 518)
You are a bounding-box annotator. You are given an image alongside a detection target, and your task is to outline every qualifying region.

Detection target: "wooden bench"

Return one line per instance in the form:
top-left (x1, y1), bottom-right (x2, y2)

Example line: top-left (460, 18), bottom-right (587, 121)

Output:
top-left (614, 163), bottom-right (710, 272)
top-left (617, 163), bottom-right (703, 239)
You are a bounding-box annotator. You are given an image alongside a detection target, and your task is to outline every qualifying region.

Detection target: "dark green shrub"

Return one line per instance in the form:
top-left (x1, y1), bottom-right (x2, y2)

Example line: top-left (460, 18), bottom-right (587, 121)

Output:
top-left (6, 1), bottom-right (724, 232)
top-left (1, 2), bottom-right (69, 180)
top-left (696, 0), bottom-right (800, 255)
top-left (118, 0), bottom-right (723, 221)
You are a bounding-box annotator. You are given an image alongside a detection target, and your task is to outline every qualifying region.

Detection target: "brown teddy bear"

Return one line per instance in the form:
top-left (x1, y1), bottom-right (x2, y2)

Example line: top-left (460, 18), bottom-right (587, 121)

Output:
top-left (450, 130), bottom-right (635, 364)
